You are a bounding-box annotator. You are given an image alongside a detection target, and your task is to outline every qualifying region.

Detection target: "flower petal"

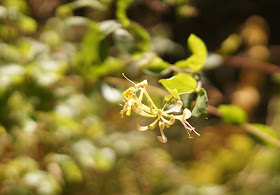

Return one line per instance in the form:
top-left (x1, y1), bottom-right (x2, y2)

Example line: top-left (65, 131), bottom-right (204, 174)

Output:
top-left (148, 110), bottom-right (163, 130)
top-left (136, 123), bottom-right (149, 131)
top-left (161, 115), bottom-right (175, 125)
top-left (165, 100), bottom-right (183, 114)
top-left (157, 121), bottom-right (167, 143)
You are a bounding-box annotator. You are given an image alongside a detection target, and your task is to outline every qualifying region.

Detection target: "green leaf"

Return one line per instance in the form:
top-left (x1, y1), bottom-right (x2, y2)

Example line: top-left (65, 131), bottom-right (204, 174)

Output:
top-left (116, 0), bottom-right (133, 27)
top-left (142, 55), bottom-right (170, 76)
top-left (167, 88), bottom-right (180, 100)
top-left (74, 22), bottom-right (106, 68)
top-left (19, 16), bottom-right (37, 34)
top-left (219, 105), bottom-right (247, 125)
top-left (192, 88), bottom-right (208, 119)
top-left (251, 123), bottom-right (279, 146)
top-left (159, 73), bottom-right (197, 96)
top-left (129, 22), bottom-right (151, 52)
top-left (180, 93), bottom-right (193, 108)
top-left (175, 34), bottom-right (207, 72)
top-left (60, 160), bottom-right (83, 184)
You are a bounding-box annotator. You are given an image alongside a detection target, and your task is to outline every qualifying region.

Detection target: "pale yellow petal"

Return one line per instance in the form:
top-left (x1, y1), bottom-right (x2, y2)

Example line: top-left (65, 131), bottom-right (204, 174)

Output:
top-left (165, 100), bottom-right (183, 114)
top-left (136, 123), bottom-right (149, 131)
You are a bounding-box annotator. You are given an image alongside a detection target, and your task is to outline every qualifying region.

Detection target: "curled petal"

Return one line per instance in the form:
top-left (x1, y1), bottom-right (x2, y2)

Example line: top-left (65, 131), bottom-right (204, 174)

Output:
top-left (161, 114), bottom-right (175, 125)
top-left (182, 108), bottom-right (192, 120)
top-left (165, 100), bottom-right (183, 114)
top-left (136, 123), bottom-right (149, 131)
top-left (132, 105), bottom-right (154, 117)
top-left (122, 87), bottom-right (136, 100)
top-left (148, 110), bottom-right (163, 130)
top-left (148, 119), bottom-right (159, 130)
top-left (132, 93), bottom-right (154, 114)
top-left (157, 121), bottom-right (167, 143)
top-left (157, 135), bottom-right (167, 143)
top-left (174, 108), bottom-right (192, 121)
top-left (135, 80), bottom-right (148, 89)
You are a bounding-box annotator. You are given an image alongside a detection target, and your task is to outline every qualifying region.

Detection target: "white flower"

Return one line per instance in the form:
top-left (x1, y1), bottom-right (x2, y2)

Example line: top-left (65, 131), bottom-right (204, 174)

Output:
top-left (120, 75), bottom-right (199, 143)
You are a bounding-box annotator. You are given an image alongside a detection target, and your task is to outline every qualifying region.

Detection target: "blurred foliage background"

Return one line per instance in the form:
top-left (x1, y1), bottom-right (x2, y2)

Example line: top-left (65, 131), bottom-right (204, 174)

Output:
top-left (1, 0), bottom-right (280, 194)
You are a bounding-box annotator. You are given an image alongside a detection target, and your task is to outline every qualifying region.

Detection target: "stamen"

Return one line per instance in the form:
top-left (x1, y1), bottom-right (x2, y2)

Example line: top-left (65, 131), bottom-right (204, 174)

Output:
top-left (122, 73), bottom-right (136, 85)
top-left (183, 120), bottom-right (200, 136)
top-left (186, 130), bottom-right (193, 138)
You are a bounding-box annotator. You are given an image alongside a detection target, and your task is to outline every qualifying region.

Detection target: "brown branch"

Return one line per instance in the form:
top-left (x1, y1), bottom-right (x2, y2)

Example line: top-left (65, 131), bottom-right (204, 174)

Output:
top-left (242, 123), bottom-right (280, 147)
top-left (169, 65), bottom-right (195, 74)
top-left (206, 105), bottom-right (280, 147)
top-left (223, 55), bottom-right (280, 74)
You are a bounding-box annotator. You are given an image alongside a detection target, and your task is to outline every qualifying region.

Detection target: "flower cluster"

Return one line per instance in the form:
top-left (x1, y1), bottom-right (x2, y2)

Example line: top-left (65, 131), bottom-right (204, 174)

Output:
top-left (120, 75), bottom-right (199, 143)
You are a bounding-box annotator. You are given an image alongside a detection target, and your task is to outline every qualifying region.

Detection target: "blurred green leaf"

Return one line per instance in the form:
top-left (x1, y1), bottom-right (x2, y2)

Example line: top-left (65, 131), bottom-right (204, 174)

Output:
top-left (217, 34), bottom-right (242, 55)
top-left (23, 170), bottom-right (61, 195)
top-left (180, 93), bottom-right (193, 108)
top-left (116, 0), bottom-right (133, 27)
top-left (143, 55), bottom-right (169, 75)
top-left (159, 73), bottom-right (197, 95)
top-left (18, 16), bottom-right (37, 34)
top-left (219, 105), bottom-right (247, 125)
top-left (77, 22), bottom-right (106, 66)
top-left (175, 34), bottom-right (207, 72)
top-left (192, 88), bottom-right (208, 119)
top-left (56, 0), bottom-right (105, 16)
top-left (60, 160), bottom-right (83, 184)
top-left (129, 22), bottom-right (151, 52)
top-left (2, 0), bottom-right (30, 14)
top-left (251, 123), bottom-right (279, 146)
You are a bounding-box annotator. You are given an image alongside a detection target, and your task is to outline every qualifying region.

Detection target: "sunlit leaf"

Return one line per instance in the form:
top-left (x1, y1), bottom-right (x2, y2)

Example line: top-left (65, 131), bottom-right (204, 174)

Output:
top-left (219, 105), bottom-right (247, 125)
top-left (192, 88), bottom-right (208, 119)
top-left (164, 95), bottom-right (175, 104)
top-left (175, 34), bottom-right (207, 72)
top-left (159, 73), bottom-right (197, 95)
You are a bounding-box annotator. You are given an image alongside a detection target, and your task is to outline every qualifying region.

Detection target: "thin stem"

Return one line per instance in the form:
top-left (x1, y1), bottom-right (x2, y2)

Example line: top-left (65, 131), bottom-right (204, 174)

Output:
top-left (207, 105), bottom-right (280, 147)
top-left (162, 96), bottom-right (174, 110)
top-left (143, 89), bottom-right (158, 110)
top-left (242, 123), bottom-right (280, 147)
top-left (169, 65), bottom-right (195, 74)
top-left (223, 55), bottom-right (280, 74)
